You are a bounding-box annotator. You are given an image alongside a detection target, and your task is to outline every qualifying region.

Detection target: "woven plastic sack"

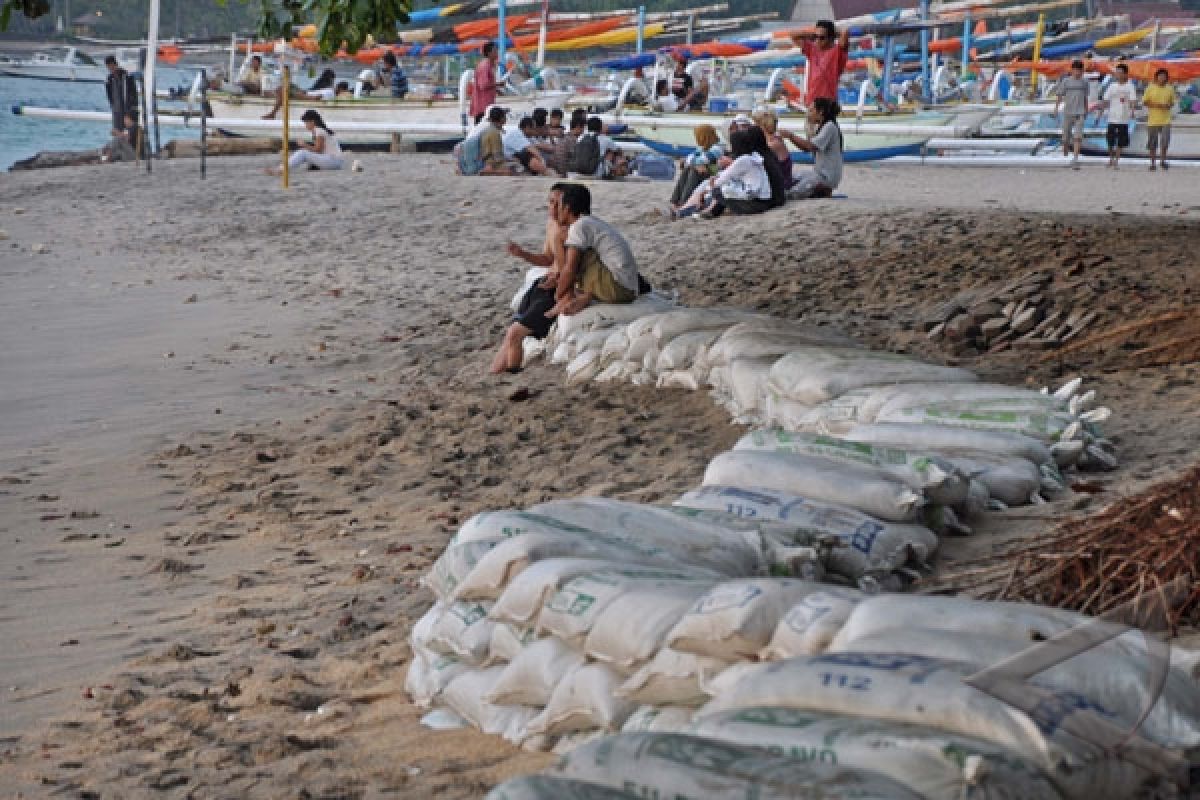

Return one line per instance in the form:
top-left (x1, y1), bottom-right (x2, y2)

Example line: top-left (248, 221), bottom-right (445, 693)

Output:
top-left (760, 587), bottom-right (867, 659)
top-left (583, 580), bottom-right (713, 670)
top-left (615, 648), bottom-right (730, 707)
top-left (441, 666), bottom-right (539, 743)
top-left (841, 422), bottom-right (1054, 466)
top-left (701, 323), bottom-right (861, 370)
top-left (485, 622), bottom-right (540, 666)
top-left (656, 329), bottom-right (723, 373)
top-left (485, 775), bottom-right (639, 800)
top-left (487, 636), bottom-right (587, 706)
top-left (767, 346), bottom-right (977, 406)
top-left (526, 663), bottom-right (638, 736)
top-left (620, 705), bottom-right (695, 734)
top-left (550, 294), bottom-right (675, 347)
top-left (423, 600), bottom-right (495, 665)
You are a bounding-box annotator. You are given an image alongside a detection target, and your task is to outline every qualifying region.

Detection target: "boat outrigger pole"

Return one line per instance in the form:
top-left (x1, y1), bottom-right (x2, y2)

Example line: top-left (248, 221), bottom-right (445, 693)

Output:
top-left (145, 0), bottom-right (161, 157)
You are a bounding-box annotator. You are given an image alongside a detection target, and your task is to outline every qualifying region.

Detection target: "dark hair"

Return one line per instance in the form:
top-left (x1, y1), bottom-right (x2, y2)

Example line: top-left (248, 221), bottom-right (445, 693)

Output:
top-left (586, 116), bottom-right (603, 133)
top-left (1070, 59), bottom-right (1084, 69)
top-left (729, 128), bottom-right (758, 158)
top-left (532, 107), bottom-right (548, 126)
top-left (560, 183), bottom-right (591, 216)
top-left (382, 51), bottom-right (398, 68)
top-left (549, 108), bottom-right (564, 119)
top-left (482, 41), bottom-right (496, 57)
top-left (518, 116), bottom-right (535, 131)
top-left (1115, 63), bottom-right (1128, 74)
top-left (816, 20), bottom-right (836, 38)
top-left (335, 81), bottom-right (349, 93)
top-left (570, 108), bottom-right (588, 126)
top-left (656, 78), bottom-right (669, 94)
top-left (301, 109), bottom-right (333, 135)
top-left (311, 68), bottom-right (336, 90)
top-left (1155, 67), bottom-right (1170, 80)
top-left (811, 96), bottom-right (844, 150)
top-left (104, 55), bottom-right (118, 66)
top-left (488, 105), bottom-right (507, 122)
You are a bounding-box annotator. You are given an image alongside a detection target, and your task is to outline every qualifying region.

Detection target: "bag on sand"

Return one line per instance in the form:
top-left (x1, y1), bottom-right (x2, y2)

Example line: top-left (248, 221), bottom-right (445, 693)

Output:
top-left (700, 653), bottom-right (1152, 800)
top-left (526, 663), bottom-right (638, 736)
top-left (441, 666), bottom-right (540, 743)
top-left (422, 600), bottom-right (495, 665)
top-left (620, 705), bottom-right (695, 734)
top-left (615, 648), bottom-right (730, 706)
top-left (677, 485), bottom-right (938, 581)
top-left (551, 732), bottom-right (924, 800)
top-left (485, 621), bottom-right (540, 666)
top-left (664, 578), bottom-right (828, 661)
top-left (840, 422), bottom-right (1054, 466)
top-left (760, 587), bottom-right (866, 659)
top-left (405, 647), bottom-right (468, 707)
top-left (687, 707), bottom-right (1063, 800)
top-left (766, 346), bottom-right (978, 406)
top-left (702, 450), bottom-right (926, 523)
top-left (486, 636), bottom-right (587, 706)
top-left (486, 775), bottom-right (639, 800)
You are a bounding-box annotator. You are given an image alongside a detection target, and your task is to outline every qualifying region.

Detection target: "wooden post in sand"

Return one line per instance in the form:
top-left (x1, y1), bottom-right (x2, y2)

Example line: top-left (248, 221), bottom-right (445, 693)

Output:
top-left (200, 68), bottom-right (207, 180)
top-left (1030, 13), bottom-right (1046, 94)
top-left (281, 66), bottom-right (290, 189)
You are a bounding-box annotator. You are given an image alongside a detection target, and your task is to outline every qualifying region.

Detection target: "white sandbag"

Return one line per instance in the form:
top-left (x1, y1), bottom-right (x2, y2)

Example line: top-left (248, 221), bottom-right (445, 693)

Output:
top-left (767, 346), bottom-right (978, 406)
top-left (490, 557), bottom-right (721, 629)
top-left (760, 587), bottom-right (866, 659)
top-left (703, 450), bottom-right (925, 523)
top-left (594, 361), bottom-right (639, 383)
top-left (510, 267), bottom-right (550, 312)
top-left (942, 451), bottom-right (1045, 506)
top-left (521, 336), bottom-right (546, 366)
top-left (640, 346), bottom-right (659, 373)
top-left (424, 600), bottom-right (495, 665)
top-left (441, 666), bottom-right (540, 743)
top-left (551, 294), bottom-right (675, 346)
top-left (616, 648), bottom-right (730, 707)
top-left (598, 329), bottom-right (630, 366)
top-left (841, 422), bottom-right (1054, 466)
top-left (566, 349), bottom-right (603, 385)
top-left (688, 707), bottom-right (1063, 800)
top-left (527, 498), bottom-right (769, 577)
top-left (405, 647), bottom-right (468, 707)
top-left (485, 775), bottom-right (640, 800)
top-left (425, 538), bottom-right (501, 603)
top-left (723, 358), bottom-right (777, 422)
top-left (568, 327), bottom-right (618, 352)
top-left (485, 622), bottom-right (539, 666)
top-left (734, 430), bottom-right (970, 509)
top-left (655, 369), bottom-right (701, 391)
top-left (526, 663), bottom-right (638, 736)
top-left (629, 370), bottom-right (655, 386)
top-left (870, 381), bottom-right (1074, 418)
top-left (486, 636), bottom-right (587, 706)
top-left (552, 732), bottom-right (924, 800)
top-left (584, 583), bottom-right (712, 670)
top-left (834, 629), bottom-right (1200, 748)
top-left (551, 341), bottom-right (573, 365)
top-left (650, 308), bottom-right (764, 344)
top-left (677, 485), bottom-right (937, 580)
top-left (876, 405), bottom-right (1080, 443)
top-left (701, 654), bottom-right (1151, 799)
top-left (539, 567), bottom-right (717, 649)
top-left (620, 705), bottom-right (696, 734)
top-left (655, 328), bottom-right (723, 373)
top-left (702, 324), bottom-right (861, 370)
top-left (665, 578), bottom-right (827, 661)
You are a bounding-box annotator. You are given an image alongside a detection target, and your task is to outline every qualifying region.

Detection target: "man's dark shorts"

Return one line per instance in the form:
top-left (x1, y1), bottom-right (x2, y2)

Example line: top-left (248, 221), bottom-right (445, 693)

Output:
top-left (514, 283), bottom-right (556, 339)
top-left (1106, 123), bottom-right (1130, 149)
top-left (514, 149), bottom-right (534, 170)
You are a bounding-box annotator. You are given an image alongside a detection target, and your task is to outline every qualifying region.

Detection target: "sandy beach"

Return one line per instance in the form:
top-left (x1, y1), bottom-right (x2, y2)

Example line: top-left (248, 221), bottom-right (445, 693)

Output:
top-left (1, 152), bottom-right (1198, 797)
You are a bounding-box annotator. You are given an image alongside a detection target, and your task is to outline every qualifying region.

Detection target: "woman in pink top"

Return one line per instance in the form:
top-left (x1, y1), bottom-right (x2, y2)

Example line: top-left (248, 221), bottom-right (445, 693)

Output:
top-left (795, 20), bottom-right (850, 105)
top-left (470, 41), bottom-right (500, 124)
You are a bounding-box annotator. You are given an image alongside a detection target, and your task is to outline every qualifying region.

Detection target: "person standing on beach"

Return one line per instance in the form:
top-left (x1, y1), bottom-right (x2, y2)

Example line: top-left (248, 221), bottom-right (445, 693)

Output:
top-left (1142, 68), bottom-right (1177, 171)
top-left (549, 183), bottom-right (641, 318)
top-left (470, 42), bottom-right (500, 125)
top-left (1093, 63), bottom-right (1136, 169)
top-left (794, 20), bottom-right (850, 105)
top-left (104, 55), bottom-right (139, 142)
top-left (1053, 59), bottom-right (1089, 167)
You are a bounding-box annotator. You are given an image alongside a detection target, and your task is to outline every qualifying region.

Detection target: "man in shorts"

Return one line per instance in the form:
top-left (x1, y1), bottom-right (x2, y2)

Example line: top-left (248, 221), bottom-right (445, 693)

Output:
top-left (1142, 67), bottom-right (1177, 171)
top-left (549, 183), bottom-right (641, 318)
top-left (1093, 63), bottom-right (1136, 169)
top-left (1053, 59), bottom-right (1089, 166)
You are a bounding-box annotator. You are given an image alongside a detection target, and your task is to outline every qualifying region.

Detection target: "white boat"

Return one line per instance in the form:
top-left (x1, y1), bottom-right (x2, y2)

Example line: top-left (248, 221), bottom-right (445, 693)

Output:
top-left (0, 46), bottom-right (133, 83)
top-left (1084, 115), bottom-right (1200, 160)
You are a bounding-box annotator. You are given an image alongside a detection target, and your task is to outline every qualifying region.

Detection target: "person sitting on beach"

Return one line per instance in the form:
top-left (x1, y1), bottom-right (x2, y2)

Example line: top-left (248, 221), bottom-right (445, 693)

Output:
top-left (103, 112), bottom-right (142, 162)
top-left (262, 70), bottom-right (348, 118)
top-left (569, 116), bottom-right (629, 179)
top-left (265, 109), bottom-right (344, 176)
top-left (547, 109), bottom-right (586, 177)
top-left (669, 123), bottom-right (722, 210)
top-left (504, 116), bottom-right (550, 175)
top-left (753, 108), bottom-right (796, 191)
top-left (674, 126), bottom-right (784, 218)
top-left (455, 105), bottom-right (514, 176)
top-left (654, 79), bottom-right (680, 113)
top-left (782, 97), bottom-right (843, 199)
top-left (547, 108), bottom-right (566, 136)
top-left (671, 58), bottom-right (702, 110)
top-left (237, 55), bottom-right (264, 95)
top-left (490, 183), bottom-right (572, 374)
top-left (548, 183), bottom-right (641, 317)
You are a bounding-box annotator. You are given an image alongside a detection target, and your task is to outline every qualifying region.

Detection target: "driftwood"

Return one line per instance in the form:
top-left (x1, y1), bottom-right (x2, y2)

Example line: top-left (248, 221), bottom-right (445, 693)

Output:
top-left (11, 149), bottom-right (105, 170)
top-left (165, 137), bottom-right (283, 158)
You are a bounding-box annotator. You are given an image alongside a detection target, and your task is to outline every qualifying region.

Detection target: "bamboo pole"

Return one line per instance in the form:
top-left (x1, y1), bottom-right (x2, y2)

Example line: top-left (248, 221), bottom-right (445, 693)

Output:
top-left (281, 65), bottom-right (290, 189)
top-left (1030, 13), bottom-right (1046, 93)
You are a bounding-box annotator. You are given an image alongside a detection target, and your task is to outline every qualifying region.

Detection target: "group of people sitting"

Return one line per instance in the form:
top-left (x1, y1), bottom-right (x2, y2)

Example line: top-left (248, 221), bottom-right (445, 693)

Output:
top-left (457, 106), bottom-right (631, 179)
top-left (668, 99), bottom-right (844, 218)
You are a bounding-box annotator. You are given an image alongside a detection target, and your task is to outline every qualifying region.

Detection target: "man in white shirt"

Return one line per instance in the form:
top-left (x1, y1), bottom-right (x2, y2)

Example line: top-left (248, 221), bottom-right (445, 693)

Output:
top-left (502, 116), bottom-right (549, 175)
top-left (1092, 63), bottom-right (1136, 169)
top-left (549, 183), bottom-right (641, 316)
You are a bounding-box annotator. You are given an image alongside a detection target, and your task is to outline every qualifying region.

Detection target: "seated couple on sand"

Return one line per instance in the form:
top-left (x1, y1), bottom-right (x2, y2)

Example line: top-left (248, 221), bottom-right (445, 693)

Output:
top-left (490, 183), bottom-right (648, 374)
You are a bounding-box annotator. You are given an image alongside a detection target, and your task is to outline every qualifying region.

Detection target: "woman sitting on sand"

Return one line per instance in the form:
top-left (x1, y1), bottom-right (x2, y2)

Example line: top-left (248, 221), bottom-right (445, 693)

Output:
top-left (668, 124), bottom-right (723, 211)
top-left (674, 126), bottom-right (785, 218)
top-left (265, 110), bottom-right (344, 176)
top-left (752, 108), bottom-right (795, 191)
top-left (779, 97), bottom-right (843, 199)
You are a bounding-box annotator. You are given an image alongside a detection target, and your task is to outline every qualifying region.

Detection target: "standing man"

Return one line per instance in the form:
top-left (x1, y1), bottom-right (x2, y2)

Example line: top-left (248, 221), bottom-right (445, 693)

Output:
top-left (382, 51), bottom-right (409, 99)
top-left (470, 41), bottom-right (499, 124)
top-left (1053, 59), bottom-right (1089, 167)
top-left (794, 20), bottom-right (850, 105)
top-left (104, 55), bottom-right (139, 144)
top-left (1093, 63), bottom-right (1136, 169)
top-left (1142, 67), bottom-right (1177, 171)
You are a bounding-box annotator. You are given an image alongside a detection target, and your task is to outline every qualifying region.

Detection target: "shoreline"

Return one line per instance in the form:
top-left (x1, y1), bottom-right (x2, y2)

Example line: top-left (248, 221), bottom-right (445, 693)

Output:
top-left (1, 153), bottom-right (1198, 795)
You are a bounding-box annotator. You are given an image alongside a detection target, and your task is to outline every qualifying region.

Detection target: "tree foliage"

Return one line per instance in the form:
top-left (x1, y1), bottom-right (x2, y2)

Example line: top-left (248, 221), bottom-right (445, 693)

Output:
top-left (220, 0), bottom-right (413, 55)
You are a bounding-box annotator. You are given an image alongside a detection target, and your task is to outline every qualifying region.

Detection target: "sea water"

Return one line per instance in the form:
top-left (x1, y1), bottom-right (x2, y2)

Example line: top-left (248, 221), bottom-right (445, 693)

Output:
top-left (1, 68), bottom-right (201, 171)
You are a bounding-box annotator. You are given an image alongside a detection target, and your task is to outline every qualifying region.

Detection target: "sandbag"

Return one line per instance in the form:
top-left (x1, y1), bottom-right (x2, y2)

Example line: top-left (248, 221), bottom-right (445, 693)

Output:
top-left (566, 349), bottom-right (603, 385)
top-left (594, 361), bottom-right (639, 383)
top-left (616, 648), bottom-right (730, 707)
top-left (665, 578), bottom-right (827, 661)
top-left (720, 358), bottom-right (777, 422)
top-left (485, 775), bottom-right (639, 800)
top-left (423, 600), bottom-right (495, 665)
top-left (649, 308), bottom-right (764, 344)
top-left (760, 587), bottom-right (867, 659)
top-left (701, 654), bottom-right (1151, 799)
top-left (869, 381), bottom-right (1076, 420)
top-left (526, 663), bottom-right (638, 736)
top-left (539, 566), bottom-right (716, 649)
top-left (655, 370), bottom-right (702, 391)
top-left (620, 705), bottom-right (695, 734)
top-left (688, 707), bottom-right (1063, 800)
top-left (876, 405), bottom-right (1080, 443)
top-left (425, 538), bottom-right (501, 602)
top-left (583, 580), bottom-right (713, 669)
top-left (734, 430), bottom-right (970, 509)
top-left (655, 329), bottom-right (723, 373)
top-left (702, 450), bottom-right (925, 523)
top-left (767, 346), bottom-right (978, 406)
top-left (942, 451), bottom-right (1046, 506)
top-left (441, 666), bottom-right (540, 743)
top-left (599, 329), bottom-right (630, 366)
top-left (486, 622), bottom-right (539, 666)
top-left (677, 485), bottom-right (938, 580)
top-left (486, 636), bottom-right (587, 706)
top-left (552, 732), bottom-right (924, 800)
top-left (550, 294), bottom-right (675, 347)
top-left (833, 629), bottom-right (1200, 748)
top-left (701, 324), bottom-right (861, 370)
top-left (841, 422), bottom-right (1054, 466)
top-left (405, 646), bottom-right (468, 707)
